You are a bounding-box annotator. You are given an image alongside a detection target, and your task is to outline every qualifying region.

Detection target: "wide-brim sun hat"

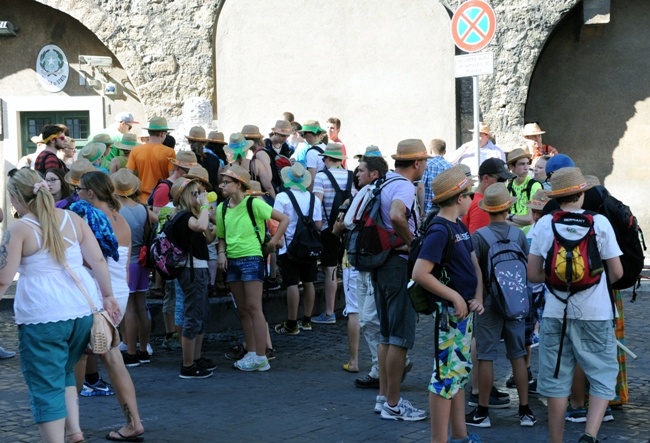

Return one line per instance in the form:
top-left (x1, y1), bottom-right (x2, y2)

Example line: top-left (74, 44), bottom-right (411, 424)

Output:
top-left (64, 158), bottom-right (96, 186)
top-left (111, 169), bottom-right (141, 197)
top-left (80, 142), bottom-right (105, 164)
top-left (525, 189), bottom-right (551, 210)
top-left (507, 147), bottom-right (532, 166)
top-left (241, 124), bottom-right (263, 140)
top-left (478, 183), bottom-right (518, 213)
top-left (431, 165), bottom-right (475, 204)
top-left (92, 133), bottom-right (113, 145)
top-left (207, 131), bottom-right (227, 145)
top-left (224, 132), bottom-right (254, 159)
top-left (170, 177), bottom-right (199, 206)
top-left (115, 133), bottom-right (141, 151)
top-left (281, 162), bottom-right (312, 191)
top-left (169, 150), bottom-right (198, 169)
top-left (221, 164), bottom-right (251, 190)
top-left (299, 119), bottom-right (325, 135)
top-left (391, 139), bottom-right (432, 161)
top-left (246, 180), bottom-right (266, 197)
top-left (185, 126), bottom-right (207, 143)
top-left (522, 123), bottom-right (546, 136)
top-left (469, 122), bottom-right (492, 136)
top-left (319, 143), bottom-right (347, 160)
top-left (143, 116), bottom-right (173, 131)
top-left (184, 165), bottom-right (212, 190)
top-left (272, 120), bottom-right (293, 136)
top-left (353, 145), bottom-right (384, 160)
top-left (547, 167), bottom-right (594, 199)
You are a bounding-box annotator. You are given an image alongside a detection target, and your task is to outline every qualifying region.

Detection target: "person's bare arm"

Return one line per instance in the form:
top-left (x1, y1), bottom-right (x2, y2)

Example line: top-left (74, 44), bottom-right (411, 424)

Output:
top-left (389, 200), bottom-right (413, 246)
top-left (527, 254), bottom-right (545, 283)
top-left (605, 256), bottom-right (623, 284)
top-left (416, 182), bottom-right (425, 219)
top-left (253, 151), bottom-right (276, 199)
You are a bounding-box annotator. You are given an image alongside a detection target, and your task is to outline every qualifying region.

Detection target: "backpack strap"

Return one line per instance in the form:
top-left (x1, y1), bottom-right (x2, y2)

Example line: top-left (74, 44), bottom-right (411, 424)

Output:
top-left (322, 168), bottom-right (342, 193)
top-left (246, 196), bottom-right (265, 247)
top-left (525, 179), bottom-right (541, 200)
top-left (285, 189), bottom-right (314, 219)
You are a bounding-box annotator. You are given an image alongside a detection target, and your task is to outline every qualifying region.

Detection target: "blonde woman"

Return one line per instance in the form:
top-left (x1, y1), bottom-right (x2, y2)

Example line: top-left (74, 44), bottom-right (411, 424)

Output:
top-left (0, 168), bottom-right (119, 443)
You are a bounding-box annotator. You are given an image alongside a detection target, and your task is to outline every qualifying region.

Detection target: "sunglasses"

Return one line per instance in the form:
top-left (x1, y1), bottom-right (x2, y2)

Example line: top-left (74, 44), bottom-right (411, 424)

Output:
top-left (74, 186), bottom-right (88, 192)
top-left (220, 179), bottom-right (236, 186)
top-left (489, 175), bottom-right (507, 183)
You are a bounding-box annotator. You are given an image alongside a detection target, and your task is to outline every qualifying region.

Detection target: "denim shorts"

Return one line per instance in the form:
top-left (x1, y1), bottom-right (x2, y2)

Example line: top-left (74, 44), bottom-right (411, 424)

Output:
top-left (475, 296), bottom-right (526, 361)
top-left (226, 256), bottom-right (265, 283)
top-left (537, 318), bottom-right (617, 400)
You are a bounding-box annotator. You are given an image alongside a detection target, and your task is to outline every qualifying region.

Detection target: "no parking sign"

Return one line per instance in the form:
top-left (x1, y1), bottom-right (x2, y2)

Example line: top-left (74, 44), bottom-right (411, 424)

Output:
top-left (451, 0), bottom-right (496, 53)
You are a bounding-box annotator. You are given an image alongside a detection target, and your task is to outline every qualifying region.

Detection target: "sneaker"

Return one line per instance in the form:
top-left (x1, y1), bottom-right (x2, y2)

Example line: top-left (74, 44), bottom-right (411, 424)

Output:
top-left (297, 320), bottom-right (312, 331)
top-left (225, 344), bottom-right (247, 361)
top-left (146, 343), bottom-right (154, 355)
top-left (179, 363), bottom-right (213, 379)
top-left (566, 405), bottom-right (588, 423)
top-left (355, 375), bottom-right (380, 389)
top-left (0, 347), bottom-right (16, 359)
top-left (122, 352), bottom-right (141, 367)
top-left (450, 434), bottom-right (483, 443)
top-left (506, 369), bottom-right (533, 388)
top-left (530, 333), bottom-right (540, 348)
top-left (264, 277), bottom-right (282, 292)
top-left (401, 359), bottom-right (413, 382)
top-left (374, 395), bottom-right (386, 414)
top-left (118, 341), bottom-right (128, 352)
top-left (311, 312), bottom-right (336, 324)
top-left (274, 322), bottom-right (300, 335)
top-left (266, 348), bottom-right (276, 361)
top-left (80, 378), bottom-right (115, 397)
top-left (162, 334), bottom-right (182, 351)
top-left (491, 386), bottom-right (510, 399)
top-left (380, 398), bottom-right (427, 421)
top-left (234, 355), bottom-right (270, 372)
top-left (519, 409), bottom-right (537, 427)
top-left (136, 350), bottom-right (151, 364)
top-left (468, 391), bottom-right (510, 409)
top-left (465, 408), bottom-right (491, 428)
top-left (578, 433), bottom-right (600, 443)
top-left (528, 379), bottom-right (538, 395)
top-left (602, 406), bottom-right (614, 422)
top-left (194, 357), bottom-right (217, 371)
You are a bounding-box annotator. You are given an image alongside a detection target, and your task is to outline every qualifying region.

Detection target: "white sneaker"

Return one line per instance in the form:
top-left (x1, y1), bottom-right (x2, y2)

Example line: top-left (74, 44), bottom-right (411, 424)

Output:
top-left (380, 398), bottom-right (427, 421)
top-left (118, 341), bottom-right (128, 352)
top-left (234, 356), bottom-right (270, 372)
top-left (375, 395), bottom-right (386, 414)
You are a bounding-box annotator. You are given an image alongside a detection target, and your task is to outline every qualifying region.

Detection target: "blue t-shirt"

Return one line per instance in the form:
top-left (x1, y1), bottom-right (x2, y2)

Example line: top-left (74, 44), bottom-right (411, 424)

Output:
top-left (417, 216), bottom-right (478, 301)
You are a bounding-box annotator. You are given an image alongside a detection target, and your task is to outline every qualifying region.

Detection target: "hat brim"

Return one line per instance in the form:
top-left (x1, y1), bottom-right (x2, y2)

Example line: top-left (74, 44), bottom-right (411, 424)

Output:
top-left (170, 158), bottom-right (198, 168)
top-left (391, 154), bottom-right (433, 160)
top-left (280, 166), bottom-right (312, 189)
top-left (478, 196), bottom-right (518, 213)
top-left (319, 153), bottom-right (348, 160)
top-left (525, 200), bottom-right (548, 210)
top-left (469, 128), bottom-right (492, 137)
top-left (272, 128), bottom-right (293, 136)
top-left (207, 138), bottom-right (227, 145)
top-left (225, 139), bottom-right (255, 154)
top-left (431, 182), bottom-right (475, 204)
top-left (523, 130), bottom-right (545, 136)
top-left (221, 169), bottom-right (250, 190)
top-left (31, 136), bottom-right (44, 144)
top-left (115, 142), bottom-right (140, 151)
top-left (508, 153), bottom-right (532, 165)
top-left (546, 181), bottom-right (594, 199)
top-left (143, 126), bottom-right (173, 131)
top-left (184, 174), bottom-right (212, 190)
top-left (185, 136), bottom-right (208, 143)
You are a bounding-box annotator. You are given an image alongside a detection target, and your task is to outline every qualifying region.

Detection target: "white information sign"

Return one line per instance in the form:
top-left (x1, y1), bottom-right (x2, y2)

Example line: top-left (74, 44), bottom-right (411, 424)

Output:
top-left (454, 52), bottom-right (494, 78)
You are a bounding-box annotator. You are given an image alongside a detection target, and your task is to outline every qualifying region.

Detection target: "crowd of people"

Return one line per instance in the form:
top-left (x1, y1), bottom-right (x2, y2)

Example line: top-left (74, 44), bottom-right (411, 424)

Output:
top-left (0, 114), bottom-right (631, 443)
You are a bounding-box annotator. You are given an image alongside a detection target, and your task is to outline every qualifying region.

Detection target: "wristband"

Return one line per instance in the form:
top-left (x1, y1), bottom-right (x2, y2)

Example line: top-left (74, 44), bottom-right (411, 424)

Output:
top-left (218, 251), bottom-right (226, 255)
top-left (200, 205), bottom-right (210, 211)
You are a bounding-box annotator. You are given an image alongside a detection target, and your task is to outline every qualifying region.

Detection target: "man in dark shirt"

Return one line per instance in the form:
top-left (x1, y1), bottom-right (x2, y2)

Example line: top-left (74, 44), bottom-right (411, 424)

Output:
top-left (34, 125), bottom-right (68, 176)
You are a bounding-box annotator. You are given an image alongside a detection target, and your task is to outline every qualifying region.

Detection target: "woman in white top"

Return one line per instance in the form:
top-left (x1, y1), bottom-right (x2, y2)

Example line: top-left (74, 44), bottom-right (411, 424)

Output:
top-left (0, 168), bottom-right (119, 443)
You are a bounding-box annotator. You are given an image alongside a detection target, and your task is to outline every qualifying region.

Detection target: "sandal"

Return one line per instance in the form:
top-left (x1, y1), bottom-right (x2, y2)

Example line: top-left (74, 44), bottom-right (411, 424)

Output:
top-left (343, 362), bottom-right (359, 373)
top-left (106, 430), bottom-right (145, 442)
top-left (65, 432), bottom-right (86, 443)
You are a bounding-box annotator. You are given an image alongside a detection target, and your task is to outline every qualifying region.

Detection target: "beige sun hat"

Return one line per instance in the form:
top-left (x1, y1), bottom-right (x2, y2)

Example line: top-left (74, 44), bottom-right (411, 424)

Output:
top-left (469, 122), bottom-right (492, 136)
top-left (547, 167), bottom-right (594, 199)
top-left (272, 120), bottom-right (293, 136)
top-left (525, 189), bottom-right (551, 210)
top-left (31, 134), bottom-right (44, 144)
top-left (353, 145), bottom-right (385, 160)
top-left (170, 177), bottom-right (199, 206)
top-left (221, 164), bottom-right (251, 190)
top-left (431, 165), bottom-right (475, 204)
top-left (64, 158), bottom-right (96, 186)
top-left (207, 131), bottom-right (227, 145)
top-left (478, 183), bottom-right (518, 213)
top-left (522, 123), bottom-right (546, 137)
top-left (281, 162), bottom-right (312, 190)
top-left (391, 139), bottom-right (432, 161)
top-left (114, 133), bottom-right (141, 151)
top-left (169, 150), bottom-right (198, 169)
top-left (92, 133), bottom-right (113, 146)
top-left (185, 126), bottom-right (207, 143)
top-left (111, 169), bottom-right (141, 197)
top-left (184, 165), bottom-right (212, 190)
top-left (319, 143), bottom-right (347, 160)
top-left (80, 142), bottom-right (105, 164)
top-left (245, 180), bottom-right (267, 197)
top-left (507, 147), bottom-right (532, 166)
top-left (224, 132), bottom-right (255, 160)
top-left (143, 116), bottom-right (173, 131)
top-left (241, 124), bottom-right (263, 140)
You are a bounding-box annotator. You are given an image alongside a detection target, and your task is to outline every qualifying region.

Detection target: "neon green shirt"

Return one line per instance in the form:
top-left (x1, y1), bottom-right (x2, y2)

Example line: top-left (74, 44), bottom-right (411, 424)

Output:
top-left (510, 176), bottom-right (542, 216)
top-left (216, 196), bottom-right (273, 259)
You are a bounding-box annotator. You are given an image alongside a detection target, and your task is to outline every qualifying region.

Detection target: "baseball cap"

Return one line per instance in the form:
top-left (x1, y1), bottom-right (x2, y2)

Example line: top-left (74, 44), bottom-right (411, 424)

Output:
top-left (545, 154), bottom-right (575, 175)
top-left (478, 158), bottom-right (515, 180)
top-left (114, 112), bottom-right (139, 125)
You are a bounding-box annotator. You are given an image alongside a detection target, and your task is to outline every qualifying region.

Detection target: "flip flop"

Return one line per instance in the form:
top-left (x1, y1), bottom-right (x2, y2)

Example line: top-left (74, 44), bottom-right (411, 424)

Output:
top-left (342, 362), bottom-right (359, 373)
top-left (106, 430), bottom-right (145, 442)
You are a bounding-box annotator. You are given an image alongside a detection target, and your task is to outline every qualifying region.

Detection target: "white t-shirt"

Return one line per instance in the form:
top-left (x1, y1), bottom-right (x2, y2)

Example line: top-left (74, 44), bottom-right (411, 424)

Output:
top-left (273, 189), bottom-right (322, 255)
top-left (529, 210), bottom-right (622, 320)
top-left (305, 144), bottom-right (326, 172)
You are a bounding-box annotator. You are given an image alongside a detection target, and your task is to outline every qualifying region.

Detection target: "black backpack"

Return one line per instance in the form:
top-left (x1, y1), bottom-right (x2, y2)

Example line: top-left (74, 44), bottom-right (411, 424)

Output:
top-left (146, 179), bottom-right (172, 208)
top-left (285, 191), bottom-right (322, 261)
top-left (507, 178), bottom-right (541, 202)
top-left (321, 168), bottom-right (353, 230)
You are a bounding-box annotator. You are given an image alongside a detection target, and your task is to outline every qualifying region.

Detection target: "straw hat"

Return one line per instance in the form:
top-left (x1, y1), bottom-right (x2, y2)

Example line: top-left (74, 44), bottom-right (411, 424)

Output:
top-left (221, 164), bottom-right (251, 190)
top-left (184, 165), bottom-right (212, 190)
top-left (469, 122), bottom-right (492, 136)
top-left (92, 133), bottom-right (113, 145)
top-left (272, 120), bottom-right (293, 136)
top-left (143, 116), bottom-right (173, 131)
top-left (299, 120), bottom-right (325, 135)
top-left (245, 180), bottom-right (266, 197)
top-left (507, 147), bottom-right (532, 166)
top-left (391, 139), bottom-right (432, 161)
top-left (431, 165), bottom-right (475, 203)
top-left (547, 167), bottom-right (594, 198)
top-left (115, 133), bottom-right (140, 151)
top-left (224, 132), bottom-right (254, 159)
top-left (111, 169), bottom-right (141, 197)
top-left (241, 124), bottom-right (263, 140)
top-left (281, 162), bottom-right (312, 190)
top-left (170, 177), bottom-right (198, 206)
top-left (478, 183), bottom-right (518, 213)
top-left (64, 158), bottom-right (96, 186)
top-left (80, 142), bottom-right (105, 164)
top-left (207, 131), bottom-right (227, 145)
top-left (31, 134), bottom-right (44, 144)
top-left (185, 126), bottom-right (207, 143)
top-left (522, 123), bottom-right (546, 137)
top-left (525, 189), bottom-right (551, 210)
top-left (319, 143), bottom-right (347, 160)
top-left (169, 150), bottom-right (198, 169)
top-left (353, 145), bottom-right (385, 160)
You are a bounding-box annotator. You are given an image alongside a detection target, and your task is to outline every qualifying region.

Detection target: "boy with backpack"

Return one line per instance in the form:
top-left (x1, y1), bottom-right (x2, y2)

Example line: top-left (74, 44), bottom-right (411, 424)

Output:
top-left (312, 144), bottom-right (354, 325)
top-left (467, 183), bottom-right (537, 429)
top-left (411, 165), bottom-right (484, 441)
top-left (528, 167), bottom-right (623, 443)
top-left (272, 163), bottom-right (323, 335)
top-left (506, 147), bottom-right (542, 228)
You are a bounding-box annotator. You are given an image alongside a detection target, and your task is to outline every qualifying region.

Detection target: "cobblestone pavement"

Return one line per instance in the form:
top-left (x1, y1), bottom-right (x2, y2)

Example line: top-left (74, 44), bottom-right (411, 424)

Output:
top-left (1, 286), bottom-right (649, 443)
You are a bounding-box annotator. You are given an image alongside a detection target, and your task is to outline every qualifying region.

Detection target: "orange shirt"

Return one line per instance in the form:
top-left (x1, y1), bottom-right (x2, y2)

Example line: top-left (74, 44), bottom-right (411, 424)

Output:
top-left (126, 143), bottom-right (176, 203)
